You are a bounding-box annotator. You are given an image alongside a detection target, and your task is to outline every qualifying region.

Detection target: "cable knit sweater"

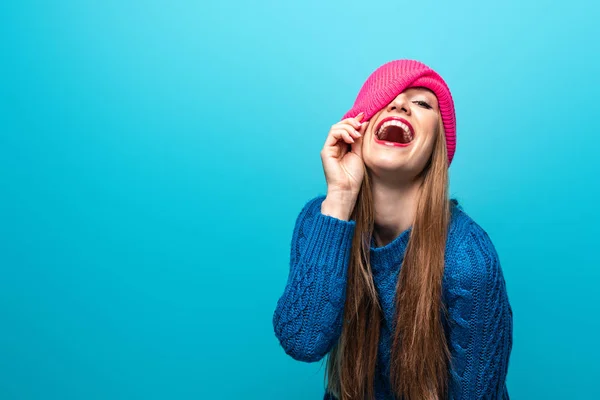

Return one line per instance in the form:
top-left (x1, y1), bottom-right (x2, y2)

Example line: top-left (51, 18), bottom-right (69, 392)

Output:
top-left (272, 195), bottom-right (513, 400)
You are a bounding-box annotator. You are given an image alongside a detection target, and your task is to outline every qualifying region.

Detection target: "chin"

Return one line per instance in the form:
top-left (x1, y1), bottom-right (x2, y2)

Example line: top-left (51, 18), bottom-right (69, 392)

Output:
top-left (365, 157), bottom-right (412, 174)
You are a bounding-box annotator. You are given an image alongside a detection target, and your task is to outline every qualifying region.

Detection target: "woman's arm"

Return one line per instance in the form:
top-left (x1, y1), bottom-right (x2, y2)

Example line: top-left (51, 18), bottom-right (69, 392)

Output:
top-left (446, 223), bottom-right (514, 399)
top-left (272, 195), bottom-right (355, 362)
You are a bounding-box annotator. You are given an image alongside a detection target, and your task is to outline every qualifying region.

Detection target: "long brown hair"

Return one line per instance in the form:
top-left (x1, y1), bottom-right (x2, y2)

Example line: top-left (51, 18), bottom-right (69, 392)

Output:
top-left (324, 117), bottom-right (452, 400)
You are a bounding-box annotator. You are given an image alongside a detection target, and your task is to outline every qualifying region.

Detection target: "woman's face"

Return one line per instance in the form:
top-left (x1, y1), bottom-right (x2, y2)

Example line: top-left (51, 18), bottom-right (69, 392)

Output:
top-left (361, 87), bottom-right (442, 181)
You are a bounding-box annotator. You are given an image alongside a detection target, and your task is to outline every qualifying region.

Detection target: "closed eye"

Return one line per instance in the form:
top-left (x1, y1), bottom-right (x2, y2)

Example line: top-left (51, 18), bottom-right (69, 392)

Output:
top-left (413, 100), bottom-right (432, 109)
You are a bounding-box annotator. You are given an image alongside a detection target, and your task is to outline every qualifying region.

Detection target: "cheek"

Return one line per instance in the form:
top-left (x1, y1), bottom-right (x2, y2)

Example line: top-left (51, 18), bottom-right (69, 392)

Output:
top-left (424, 119), bottom-right (441, 142)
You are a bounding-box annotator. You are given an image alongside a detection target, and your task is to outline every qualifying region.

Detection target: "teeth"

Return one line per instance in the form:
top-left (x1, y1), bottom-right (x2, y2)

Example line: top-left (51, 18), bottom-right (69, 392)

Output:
top-left (377, 120), bottom-right (413, 141)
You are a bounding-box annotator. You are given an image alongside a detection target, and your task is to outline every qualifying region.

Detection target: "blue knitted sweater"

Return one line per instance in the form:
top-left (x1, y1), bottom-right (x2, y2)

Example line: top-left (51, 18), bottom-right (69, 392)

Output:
top-left (273, 195), bottom-right (513, 400)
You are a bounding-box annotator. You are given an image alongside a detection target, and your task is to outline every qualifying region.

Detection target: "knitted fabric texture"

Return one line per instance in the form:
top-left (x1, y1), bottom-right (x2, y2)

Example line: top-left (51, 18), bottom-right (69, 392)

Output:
top-left (273, 196), bottom-right (513, 400)
top-left (341, 59), bottom-right (457, 166)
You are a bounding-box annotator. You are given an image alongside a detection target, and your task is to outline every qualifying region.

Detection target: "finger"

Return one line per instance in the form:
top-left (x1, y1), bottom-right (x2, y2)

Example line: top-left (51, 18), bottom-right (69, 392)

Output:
top-left (339, 114), bottom-right (364, 130)
top-left (342, 130), bottom-right (354, 143)
top-left (357, 121), bottom-right (368, 134)
top-left (350, 134), bottom-right (363, 158)
top-left (350, 111), bottom-right (365, 124)
top-left (325, 128), bottom-right (353, 147)
top-left (324, 128), bottom-right (342, 147)
top-left (352, 112), bottom-right (365, 128)
top-left (338, 124), bottom-right (362, 139)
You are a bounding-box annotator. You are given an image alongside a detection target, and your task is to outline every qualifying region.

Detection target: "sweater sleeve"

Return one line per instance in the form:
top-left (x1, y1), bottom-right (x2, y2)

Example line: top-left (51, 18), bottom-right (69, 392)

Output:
top-left (446, 223), bottom-right (514, 400)
top-left (272, 195), bottom-right (356, 362)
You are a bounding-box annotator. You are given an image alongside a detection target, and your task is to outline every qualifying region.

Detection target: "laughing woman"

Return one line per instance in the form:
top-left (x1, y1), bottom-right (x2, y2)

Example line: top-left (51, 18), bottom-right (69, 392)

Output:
top-left (273, 59), bottom-right (513, 400)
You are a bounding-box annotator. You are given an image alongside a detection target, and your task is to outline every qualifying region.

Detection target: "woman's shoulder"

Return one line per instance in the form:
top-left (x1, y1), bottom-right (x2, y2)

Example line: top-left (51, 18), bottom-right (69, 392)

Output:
top-left (446, 198), bottom-right (505, 289)
top-left (448, 198), bottom-right (495, 248)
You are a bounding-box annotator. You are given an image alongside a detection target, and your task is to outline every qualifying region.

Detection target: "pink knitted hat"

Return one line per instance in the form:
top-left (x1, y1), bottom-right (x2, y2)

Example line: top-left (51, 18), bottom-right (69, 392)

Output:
top-left (341, 59), bottom-right (457, 166)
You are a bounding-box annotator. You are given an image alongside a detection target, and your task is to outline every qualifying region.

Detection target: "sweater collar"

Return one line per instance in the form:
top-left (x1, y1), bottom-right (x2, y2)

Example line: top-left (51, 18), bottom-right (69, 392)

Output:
top-left (368, 199), bottom-right (461, 273)
top-left (369, 225), bottom-right (412, 273)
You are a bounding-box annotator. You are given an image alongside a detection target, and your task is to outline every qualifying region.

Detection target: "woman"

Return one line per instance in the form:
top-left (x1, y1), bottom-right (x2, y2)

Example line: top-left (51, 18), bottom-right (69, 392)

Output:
top-left (272, 59), bottom-right (513, 400)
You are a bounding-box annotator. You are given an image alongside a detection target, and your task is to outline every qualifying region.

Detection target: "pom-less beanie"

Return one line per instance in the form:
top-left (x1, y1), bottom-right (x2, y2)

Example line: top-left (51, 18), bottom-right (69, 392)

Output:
top-left (341, 59), bottom-right (457, 166)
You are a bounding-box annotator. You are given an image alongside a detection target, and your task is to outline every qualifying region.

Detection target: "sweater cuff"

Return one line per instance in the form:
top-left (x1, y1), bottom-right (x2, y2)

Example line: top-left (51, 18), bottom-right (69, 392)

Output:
top-left (302, 210), bottom-right (356, 273)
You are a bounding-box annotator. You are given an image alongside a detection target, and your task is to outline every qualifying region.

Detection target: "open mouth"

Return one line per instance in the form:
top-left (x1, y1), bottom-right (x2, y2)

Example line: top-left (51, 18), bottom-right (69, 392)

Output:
top-left (374, 118), bottom-right (414, 146)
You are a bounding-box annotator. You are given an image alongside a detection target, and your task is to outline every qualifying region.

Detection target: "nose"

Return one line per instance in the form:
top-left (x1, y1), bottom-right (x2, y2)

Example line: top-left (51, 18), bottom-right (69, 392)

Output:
top-left (386, 94), bottom-right (411, 115)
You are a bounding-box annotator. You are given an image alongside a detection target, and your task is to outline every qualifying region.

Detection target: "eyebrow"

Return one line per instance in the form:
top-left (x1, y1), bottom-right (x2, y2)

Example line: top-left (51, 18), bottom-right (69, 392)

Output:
top-left (412, 89), bottom-right (437, 104)
top-left (414, 88), bottom-right (434, 96)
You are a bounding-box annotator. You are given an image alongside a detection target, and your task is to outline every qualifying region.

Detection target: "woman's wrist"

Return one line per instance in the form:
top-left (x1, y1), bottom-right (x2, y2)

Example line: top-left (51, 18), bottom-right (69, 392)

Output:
top-left (321, 193), bottom-right (356, 221)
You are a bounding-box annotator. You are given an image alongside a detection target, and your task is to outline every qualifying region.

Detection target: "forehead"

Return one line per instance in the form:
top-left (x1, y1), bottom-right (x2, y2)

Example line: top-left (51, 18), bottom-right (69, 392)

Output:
top-left (403, 86), bottom-right (436, 98)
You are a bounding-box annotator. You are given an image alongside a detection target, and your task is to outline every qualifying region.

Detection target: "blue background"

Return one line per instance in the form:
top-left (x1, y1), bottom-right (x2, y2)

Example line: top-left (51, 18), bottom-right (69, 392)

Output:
top-left (1, 1), bottom-right (599, 399)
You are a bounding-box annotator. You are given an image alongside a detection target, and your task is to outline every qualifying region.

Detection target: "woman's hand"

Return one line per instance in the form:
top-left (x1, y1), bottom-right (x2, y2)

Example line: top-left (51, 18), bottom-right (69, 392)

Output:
top-left (320, 112), bottom-right (369, 198)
